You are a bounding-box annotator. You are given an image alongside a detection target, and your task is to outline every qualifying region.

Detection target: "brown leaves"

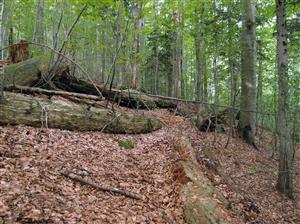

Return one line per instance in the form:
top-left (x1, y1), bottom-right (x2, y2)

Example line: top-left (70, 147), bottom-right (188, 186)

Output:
top-left (1, 109), bottom-right (299, 223)
top-left (0, 115), bottom-right (184, 223)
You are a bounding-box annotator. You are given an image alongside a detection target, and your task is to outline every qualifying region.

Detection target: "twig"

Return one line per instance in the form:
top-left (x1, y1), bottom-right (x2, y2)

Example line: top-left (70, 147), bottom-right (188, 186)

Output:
top-left (49, 4), bottom-right (88, 76)
top-left (61, 170), bottom-right (143, 200)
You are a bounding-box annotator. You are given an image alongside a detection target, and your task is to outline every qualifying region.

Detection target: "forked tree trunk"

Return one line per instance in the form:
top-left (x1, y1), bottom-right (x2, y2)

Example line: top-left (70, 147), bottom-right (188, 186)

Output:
top-left (275, 0), bottom-right (293, 199)
top-left (239, 0), bottom-right (257, 146)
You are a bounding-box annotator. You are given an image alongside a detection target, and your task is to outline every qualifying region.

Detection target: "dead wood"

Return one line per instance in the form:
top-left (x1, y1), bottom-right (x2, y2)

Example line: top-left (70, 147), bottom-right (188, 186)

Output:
top-left (4, 85), bottom-right (103, 101)
top-left (173, 135), bottom-right (230, 224)
top-left (0, 91), bottom-right (162, 134)
top-left (9, 40), bottom-right (30, 63)
top-left (61, 170), bottom-right (143, 200)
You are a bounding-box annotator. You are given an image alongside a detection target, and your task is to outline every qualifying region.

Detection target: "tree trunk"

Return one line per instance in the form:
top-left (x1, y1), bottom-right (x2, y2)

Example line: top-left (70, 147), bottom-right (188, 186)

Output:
top-left (275, 0), bottom-right (293, 199)
top-left (33, 0), bottom-right (45, 52)
top-left (239, 0), bottom-right (257, 146)
top-left (172, 1), bottom-right (183, 98)
top-left (0, 91), bottom-right (162, 134)
top-left (227, 2), bottom-right (238, 136)
top-left (194, 0), bottom-right (206, 125)
top-left (213, 54), bottom-right (219, 112)
top-left (0, 0), bottom-right (6, 59)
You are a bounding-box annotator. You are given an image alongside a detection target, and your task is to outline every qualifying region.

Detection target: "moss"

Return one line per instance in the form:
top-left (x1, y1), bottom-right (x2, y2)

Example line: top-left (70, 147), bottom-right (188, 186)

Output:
top-left (117, 139), bottom-right (134, 150)
top-left (202, 148), bottom-right (214, 160)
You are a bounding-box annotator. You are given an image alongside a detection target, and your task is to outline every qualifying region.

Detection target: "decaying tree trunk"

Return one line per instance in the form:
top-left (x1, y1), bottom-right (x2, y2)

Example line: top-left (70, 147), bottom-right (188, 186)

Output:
top-left (3, 57), bottom-right (69, 86)
top-left (9, 40), bottom-right (30, 63)
top-left (3, 57), bottom-right (177, 109)
top-left (173, 135), bottom-right (229, 224)
top-left (0, 91), bottom-right (162, 134)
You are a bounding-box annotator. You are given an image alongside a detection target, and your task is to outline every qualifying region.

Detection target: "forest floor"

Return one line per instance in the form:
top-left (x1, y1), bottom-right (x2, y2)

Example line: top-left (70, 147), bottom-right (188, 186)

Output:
top-left (0, 109), bottom-right (299, 223)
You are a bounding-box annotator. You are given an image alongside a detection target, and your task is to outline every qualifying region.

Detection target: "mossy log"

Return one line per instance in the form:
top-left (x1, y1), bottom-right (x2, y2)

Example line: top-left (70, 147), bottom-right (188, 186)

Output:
top-left (173, 136), bottom-right (229, 224)
top-left (3, 57), bottom-right (69, 86)
top-left (0, 92), bottom-right (162, 134)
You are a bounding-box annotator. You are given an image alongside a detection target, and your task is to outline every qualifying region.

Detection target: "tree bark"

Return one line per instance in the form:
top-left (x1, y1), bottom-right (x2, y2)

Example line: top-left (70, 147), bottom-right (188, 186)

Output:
top-left (275, 0), bottom-right (293, 198)
top-left (33, 0), bottom-right (45, 52)
top-left (0, 0), bottom-right (6, 59)
top-left (0, 91), bottom-right (162, 134)
top-left (227, 2), bottom-right (238, 138)
top-left (239, 0), bottom-right (257, 146)
top-left (3, 57), bottom-right (69, 86)
top-left (194, 0), bottom-right (206, 126)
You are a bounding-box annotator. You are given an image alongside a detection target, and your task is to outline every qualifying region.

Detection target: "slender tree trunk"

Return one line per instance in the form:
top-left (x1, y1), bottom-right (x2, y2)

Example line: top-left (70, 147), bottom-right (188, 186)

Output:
top-left (202, 46), bottom-right (208, 102)
top-left (96, 24), bottom-right (100, 78)
top-left (227, 2), bottom-right (238, 136)
top-left (172, 0), bottom-right (183, 98)
top-left (130, 3), bottom-right (142, 89)
top-left (154, 45), bottom-right (159, 94)
top-left (0, 0), bottom-right (6, 59)
top-left (195, 37), bottom-right (202, 102)
top-left (275, 0), bottom-right (293, 199)
top-left (239, 0), bottom-right (257, 146)
top-left (33, 0), bottom-right (45, 52)
top-left (101, 22), bottom-right (107, 83)
top-left (213, 53), bottom-right (219, 112)
top-left (4, 0), bottom-right (14, 58)
top-left (257, 40), bottom-right (263, 124)
top-left (194, 0), bottom-right (206, 125)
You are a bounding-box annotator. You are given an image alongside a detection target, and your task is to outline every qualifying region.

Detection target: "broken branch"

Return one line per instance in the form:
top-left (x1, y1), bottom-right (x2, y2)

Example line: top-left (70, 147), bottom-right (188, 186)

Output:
top-left (61, 170), bottom-right (143, 200)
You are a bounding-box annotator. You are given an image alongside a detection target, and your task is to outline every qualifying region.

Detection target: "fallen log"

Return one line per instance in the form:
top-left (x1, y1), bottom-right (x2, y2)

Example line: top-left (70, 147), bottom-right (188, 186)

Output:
top-left (4, 85), bottom-right (104, 101)
top-left (173, 136), bottom-right (230, 224)
top-left (3, 57), bottom-right (69, 86)
top-left (0, 91), bottom-right (162, 134)
top-left (3, 58), bottom-right (175, 109)
top-left (53, 74), bottom-right (176, 109)
top-left (62, 170), bottom-right (143, 200)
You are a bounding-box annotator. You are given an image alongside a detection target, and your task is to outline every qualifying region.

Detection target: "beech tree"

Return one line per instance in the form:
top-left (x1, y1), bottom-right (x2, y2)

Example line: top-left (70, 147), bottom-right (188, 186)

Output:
top-left (275, 0), bottom-right (293, 199)
top-left (239, 0), bottom-right (257, 146)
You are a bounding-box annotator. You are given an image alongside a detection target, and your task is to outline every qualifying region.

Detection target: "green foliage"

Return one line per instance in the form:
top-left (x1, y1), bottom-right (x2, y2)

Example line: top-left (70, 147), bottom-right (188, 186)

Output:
top-left (117, 139), bottom-right (135, 150)
top-left (4, 0), bottom-right (299, 138)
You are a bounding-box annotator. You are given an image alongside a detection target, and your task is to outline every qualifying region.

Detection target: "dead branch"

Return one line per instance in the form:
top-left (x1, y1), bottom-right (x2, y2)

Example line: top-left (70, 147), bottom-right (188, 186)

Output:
top-left (49, 4), bottom-right (88, 76)
top-left (61, 170), bottom-right (143, 200)
top-left (4, 85), bottom-right (103, 101)
top-left (28, 42), bottom-right (103, 98)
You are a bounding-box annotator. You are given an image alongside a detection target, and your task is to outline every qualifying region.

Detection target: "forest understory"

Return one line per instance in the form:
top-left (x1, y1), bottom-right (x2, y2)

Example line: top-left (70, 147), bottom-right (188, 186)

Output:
top-left (0, 108), bottom-right (299, 224)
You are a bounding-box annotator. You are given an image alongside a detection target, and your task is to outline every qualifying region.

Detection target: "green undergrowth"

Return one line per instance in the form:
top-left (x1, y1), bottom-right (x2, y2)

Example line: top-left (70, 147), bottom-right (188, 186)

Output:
top-left (117, 139), bottom-right (135, 149)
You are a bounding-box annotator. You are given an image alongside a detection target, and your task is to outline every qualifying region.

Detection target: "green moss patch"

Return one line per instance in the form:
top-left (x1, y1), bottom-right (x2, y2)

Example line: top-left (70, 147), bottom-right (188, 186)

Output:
top-left (117, 139), bottom-right (135, 150)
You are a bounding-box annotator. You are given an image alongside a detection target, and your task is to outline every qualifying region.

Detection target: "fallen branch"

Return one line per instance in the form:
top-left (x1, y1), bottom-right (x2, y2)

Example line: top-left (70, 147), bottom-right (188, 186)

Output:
top-left (4, 85), bottom-right (104, 101)
top-left (61, 170), bottom-right (143, 200)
